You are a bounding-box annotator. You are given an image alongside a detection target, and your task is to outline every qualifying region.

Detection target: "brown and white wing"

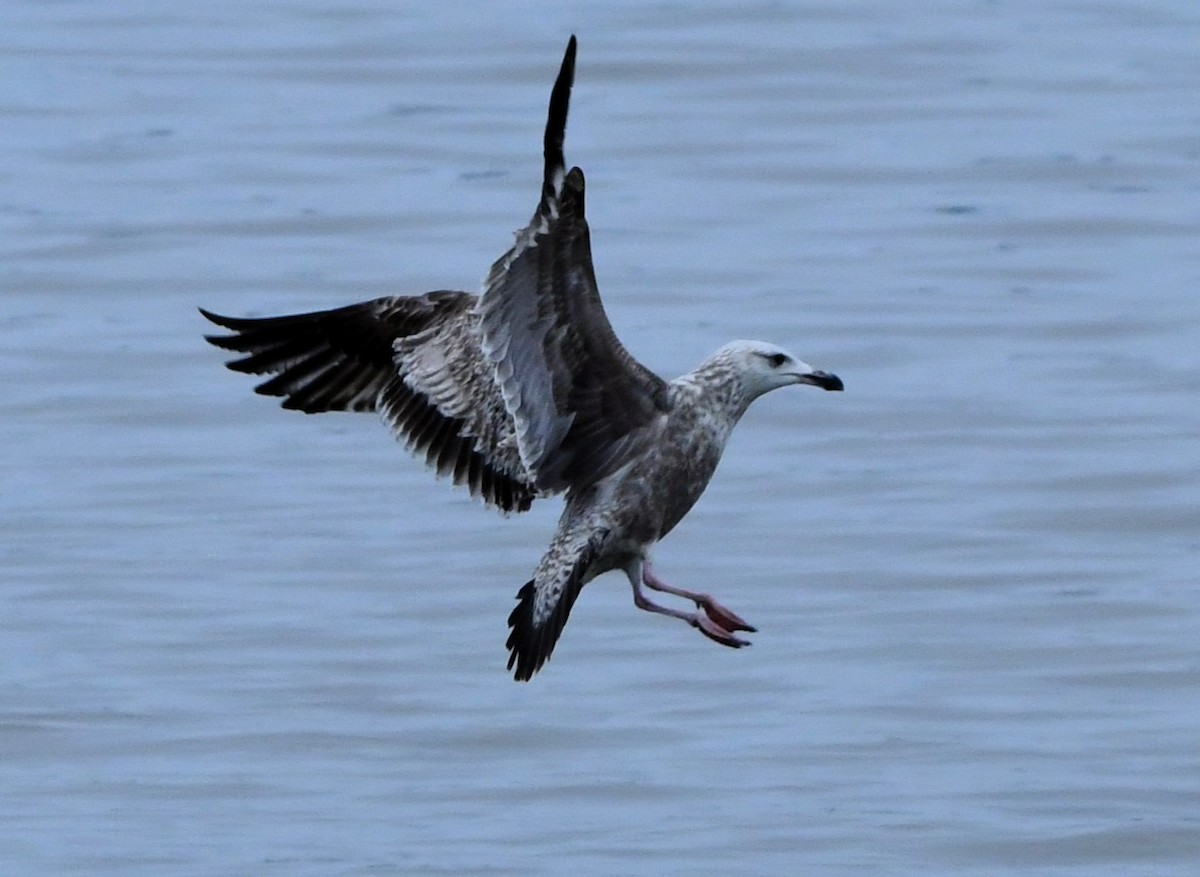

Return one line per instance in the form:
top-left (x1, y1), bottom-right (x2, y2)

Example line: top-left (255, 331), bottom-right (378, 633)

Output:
top-left (200, 292), bottom-right (535, 512)
top-left (478, 35), bottom-right (671, 495)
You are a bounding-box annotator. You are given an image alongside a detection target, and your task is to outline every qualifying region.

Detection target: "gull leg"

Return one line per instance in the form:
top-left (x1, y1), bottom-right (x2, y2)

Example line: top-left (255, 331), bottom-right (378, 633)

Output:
top-left (623, 561), bottom-right (752, 648)
top-left (643, 563), bottom-right (757, 634)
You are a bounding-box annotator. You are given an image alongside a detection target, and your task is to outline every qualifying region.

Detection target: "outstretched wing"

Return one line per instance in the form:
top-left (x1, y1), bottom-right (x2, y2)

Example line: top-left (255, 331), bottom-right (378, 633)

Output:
top-left (478, 35), bottom-right (671, 495)
top-left (201, 292), bottom-right (536, 512)
top-left (200, 295), bottom-right (445, 414)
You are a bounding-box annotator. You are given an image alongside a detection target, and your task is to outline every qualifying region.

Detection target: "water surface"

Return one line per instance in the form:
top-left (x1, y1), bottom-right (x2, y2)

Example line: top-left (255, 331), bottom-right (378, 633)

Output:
top-left (3, 1), bottom-right (1199, 874)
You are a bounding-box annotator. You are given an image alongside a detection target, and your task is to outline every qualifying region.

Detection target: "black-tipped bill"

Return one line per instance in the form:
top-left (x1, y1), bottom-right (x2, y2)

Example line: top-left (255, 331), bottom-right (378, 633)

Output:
top-left (802, 370), bottom-right (844, 392)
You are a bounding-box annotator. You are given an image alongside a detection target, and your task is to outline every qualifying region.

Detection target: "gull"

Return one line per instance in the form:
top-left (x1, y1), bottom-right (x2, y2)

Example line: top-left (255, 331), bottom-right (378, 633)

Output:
top-left (201, 36), bottom-right (843, 680)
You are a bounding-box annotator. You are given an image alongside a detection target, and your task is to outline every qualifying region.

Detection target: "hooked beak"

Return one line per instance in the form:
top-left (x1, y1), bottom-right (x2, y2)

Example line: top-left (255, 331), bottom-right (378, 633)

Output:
top-left (798, 370), bottom-right (844, 392)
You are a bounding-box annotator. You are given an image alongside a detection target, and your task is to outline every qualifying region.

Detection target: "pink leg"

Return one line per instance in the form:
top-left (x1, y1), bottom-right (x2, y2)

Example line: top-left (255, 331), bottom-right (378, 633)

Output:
top-left (643, 564), bottom-right (757, 634)
top-left (623, 562), bottom-right (754, 649)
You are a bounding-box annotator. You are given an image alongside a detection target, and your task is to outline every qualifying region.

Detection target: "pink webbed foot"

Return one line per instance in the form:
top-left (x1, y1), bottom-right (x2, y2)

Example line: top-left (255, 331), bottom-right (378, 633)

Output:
top-left (694, 595), bottom-right (757, 634)
top-left (634, 563), bottom-right (758, 648)
top-left (693, 613), bottom-right (753, 648)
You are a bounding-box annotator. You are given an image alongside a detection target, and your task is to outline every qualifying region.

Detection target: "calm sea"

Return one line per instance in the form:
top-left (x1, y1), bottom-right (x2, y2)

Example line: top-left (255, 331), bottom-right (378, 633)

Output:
top-left (3, 1), bottom-right (1198, 874)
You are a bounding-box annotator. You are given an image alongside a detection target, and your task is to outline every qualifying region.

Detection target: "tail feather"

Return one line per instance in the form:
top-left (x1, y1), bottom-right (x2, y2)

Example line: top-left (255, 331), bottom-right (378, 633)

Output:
top-left (505, 526), bottom-right (605, 681)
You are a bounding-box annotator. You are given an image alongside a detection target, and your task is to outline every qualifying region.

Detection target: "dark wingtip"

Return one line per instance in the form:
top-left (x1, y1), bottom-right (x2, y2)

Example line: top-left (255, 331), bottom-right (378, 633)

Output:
top-left (563, 35), bottom-right (577, 82)
top-left (199, 306), bottom-right (265, 338)
top-left (199, 306), bottom-right (231, 328)
top-left (199, 307), bottom-right (242, 349)
top-left (542, 36), bottom-right (577, 201)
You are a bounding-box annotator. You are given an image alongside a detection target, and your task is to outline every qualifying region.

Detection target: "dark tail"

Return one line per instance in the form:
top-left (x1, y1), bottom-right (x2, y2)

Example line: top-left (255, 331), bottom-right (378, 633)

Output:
top-left (506, 527), bottom-right (603, 681)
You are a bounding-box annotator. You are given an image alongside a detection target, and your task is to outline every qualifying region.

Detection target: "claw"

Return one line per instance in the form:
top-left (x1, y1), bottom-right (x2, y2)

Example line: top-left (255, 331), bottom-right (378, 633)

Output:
top-left (696, 596), bottom-right (757, 633)
top-left (694, 614), bottom-right (752, 648)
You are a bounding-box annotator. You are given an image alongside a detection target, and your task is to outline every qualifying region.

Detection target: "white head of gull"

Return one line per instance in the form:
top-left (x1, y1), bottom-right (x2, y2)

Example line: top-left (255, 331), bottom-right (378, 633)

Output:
top-left (202, 36), bottom-right (843, 681)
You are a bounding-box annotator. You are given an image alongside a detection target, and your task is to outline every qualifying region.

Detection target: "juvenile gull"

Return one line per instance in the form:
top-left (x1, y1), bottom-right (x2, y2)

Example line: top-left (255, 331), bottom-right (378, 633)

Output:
top-left (201, 36), bottom-right (843, 681)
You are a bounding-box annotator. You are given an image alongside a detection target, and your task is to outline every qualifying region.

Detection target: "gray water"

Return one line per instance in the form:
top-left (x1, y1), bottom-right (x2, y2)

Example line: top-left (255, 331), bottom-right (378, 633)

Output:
top-left (3, 1), bottom-right (1198, 874)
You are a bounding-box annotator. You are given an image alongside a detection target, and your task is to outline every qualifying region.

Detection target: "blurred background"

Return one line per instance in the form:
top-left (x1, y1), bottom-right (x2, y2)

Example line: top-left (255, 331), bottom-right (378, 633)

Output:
top-left (3, 1), bottom-right (1198, 874)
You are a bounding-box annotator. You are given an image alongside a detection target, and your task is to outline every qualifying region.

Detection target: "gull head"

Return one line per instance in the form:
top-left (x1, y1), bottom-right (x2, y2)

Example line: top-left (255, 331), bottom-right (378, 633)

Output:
top-left (719, 339), bottom-right (844, 398)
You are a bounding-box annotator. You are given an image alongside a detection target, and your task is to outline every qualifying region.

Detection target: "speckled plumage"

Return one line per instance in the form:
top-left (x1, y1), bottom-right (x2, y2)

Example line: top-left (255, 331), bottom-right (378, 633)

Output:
top-left (202, 36), bottom-right (842, 681)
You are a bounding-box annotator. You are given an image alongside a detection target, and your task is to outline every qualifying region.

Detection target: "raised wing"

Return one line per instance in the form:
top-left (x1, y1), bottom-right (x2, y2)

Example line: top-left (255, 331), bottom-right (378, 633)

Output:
top-left (478, 35), bottom-right (671, 495)
top-left (201, 292), bottom-right (535, 512)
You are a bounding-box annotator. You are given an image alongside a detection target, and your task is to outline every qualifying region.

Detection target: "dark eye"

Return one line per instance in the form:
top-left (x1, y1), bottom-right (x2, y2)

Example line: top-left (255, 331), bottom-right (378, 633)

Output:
top-left (766, 352), bottom-right (788, 368)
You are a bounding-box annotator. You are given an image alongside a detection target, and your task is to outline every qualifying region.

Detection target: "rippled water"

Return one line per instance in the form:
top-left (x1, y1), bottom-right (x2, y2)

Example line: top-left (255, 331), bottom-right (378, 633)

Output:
top-left (3, 1), bottom-right (1199, 874)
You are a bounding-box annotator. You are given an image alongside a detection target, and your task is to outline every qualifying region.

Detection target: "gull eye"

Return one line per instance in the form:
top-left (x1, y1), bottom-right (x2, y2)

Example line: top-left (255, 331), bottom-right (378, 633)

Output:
top-left (766, 352), bottom-right (788, 368)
